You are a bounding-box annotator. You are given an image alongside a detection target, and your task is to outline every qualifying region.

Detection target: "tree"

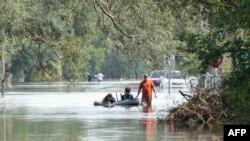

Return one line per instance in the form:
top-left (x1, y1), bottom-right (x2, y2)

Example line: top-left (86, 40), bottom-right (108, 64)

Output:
top-left (94, 0), bottom-right (176, 69)
top-left (174, 0), bottom-right (250, 123)
top-left (0, 0), bottom-right (104, 96)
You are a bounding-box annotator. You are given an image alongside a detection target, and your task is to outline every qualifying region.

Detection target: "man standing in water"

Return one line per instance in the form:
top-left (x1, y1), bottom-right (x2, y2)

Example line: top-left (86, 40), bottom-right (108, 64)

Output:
top-left (136, 74), bottom-right (157, 106)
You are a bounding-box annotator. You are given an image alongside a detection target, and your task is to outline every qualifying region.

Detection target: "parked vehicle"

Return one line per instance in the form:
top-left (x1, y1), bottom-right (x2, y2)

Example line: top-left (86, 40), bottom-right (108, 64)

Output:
top-left (149, 70), bottom-right (166, 86)
top-left (160, 70), bottom-right (188, 89)
top-left (160, 70), bottom-right (199, 89)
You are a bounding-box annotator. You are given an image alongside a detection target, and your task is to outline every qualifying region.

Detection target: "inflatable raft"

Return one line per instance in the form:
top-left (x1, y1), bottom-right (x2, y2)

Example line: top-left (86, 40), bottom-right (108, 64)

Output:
top-left (94, 98), bottom-right (140, 107)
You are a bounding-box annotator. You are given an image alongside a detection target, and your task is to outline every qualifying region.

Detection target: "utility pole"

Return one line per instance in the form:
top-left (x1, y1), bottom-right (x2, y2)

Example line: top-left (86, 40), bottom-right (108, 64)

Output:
top-left (164, 54), bottom-right (175, 94)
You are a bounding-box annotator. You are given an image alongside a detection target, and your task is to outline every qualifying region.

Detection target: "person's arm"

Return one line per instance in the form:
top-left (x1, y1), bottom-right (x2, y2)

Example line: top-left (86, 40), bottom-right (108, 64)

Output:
top-left (111, 98), bottom-right (116, 103)
top-left (152, 82), bottom-right (157, 98)
top-left (136, 88), bottom-right (141, 99)
top-left (136, 82), bottom-right (142, 99)
top-left (153, 87), bottom-right (157, 98)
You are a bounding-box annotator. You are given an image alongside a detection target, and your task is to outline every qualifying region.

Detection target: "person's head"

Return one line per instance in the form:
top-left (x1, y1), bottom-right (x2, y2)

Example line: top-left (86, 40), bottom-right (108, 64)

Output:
top-left (107, 93), bottom-right (113, 99)
top-left (124, 87), bottom-right (131, 94)
top-left (143, 74), bottom-right (148, 80)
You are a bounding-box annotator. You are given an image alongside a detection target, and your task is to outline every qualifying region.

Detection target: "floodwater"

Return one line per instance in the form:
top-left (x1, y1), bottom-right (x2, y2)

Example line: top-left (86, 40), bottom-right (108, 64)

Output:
top-left (0, 80), bottom-right (223, 141)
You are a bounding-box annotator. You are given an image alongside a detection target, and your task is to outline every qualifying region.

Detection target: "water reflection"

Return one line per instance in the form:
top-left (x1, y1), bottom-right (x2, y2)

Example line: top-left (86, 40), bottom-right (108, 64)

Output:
top-left (142, 106), bottom-right (155, 141)
top-left (165, 123), bottom-right (223, 141)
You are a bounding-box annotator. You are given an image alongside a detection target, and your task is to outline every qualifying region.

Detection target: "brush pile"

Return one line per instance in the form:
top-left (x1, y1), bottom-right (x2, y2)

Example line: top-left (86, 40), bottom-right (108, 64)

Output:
top-left (166, 87), bottom-right (234, 125)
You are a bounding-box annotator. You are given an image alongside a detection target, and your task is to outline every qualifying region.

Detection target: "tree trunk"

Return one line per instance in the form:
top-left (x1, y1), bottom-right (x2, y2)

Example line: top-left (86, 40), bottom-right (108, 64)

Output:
top-left (1, 29), bottom-right (5, 97)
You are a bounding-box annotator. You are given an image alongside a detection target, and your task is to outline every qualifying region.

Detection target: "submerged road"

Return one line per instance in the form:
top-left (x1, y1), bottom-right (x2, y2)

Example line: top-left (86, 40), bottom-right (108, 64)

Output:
top-left (0, 80), bottom-right (223, 141)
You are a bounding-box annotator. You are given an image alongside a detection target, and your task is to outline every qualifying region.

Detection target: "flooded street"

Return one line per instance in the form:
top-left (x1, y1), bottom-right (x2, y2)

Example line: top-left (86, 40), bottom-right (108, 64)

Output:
top-left (0, 81), bottom-right (223, 141)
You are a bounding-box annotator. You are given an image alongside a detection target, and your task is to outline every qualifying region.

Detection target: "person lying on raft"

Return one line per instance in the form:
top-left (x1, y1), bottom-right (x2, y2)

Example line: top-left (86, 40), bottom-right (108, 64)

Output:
top-left (102, 93), bottom-right (116, 104)
top-left (121, 87), bottom-right (134, 100)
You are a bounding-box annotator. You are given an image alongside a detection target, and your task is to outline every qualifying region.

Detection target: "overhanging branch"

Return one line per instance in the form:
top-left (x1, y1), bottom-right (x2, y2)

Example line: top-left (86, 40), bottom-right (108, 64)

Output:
top-left (94, 0), bottom-right (134, 39)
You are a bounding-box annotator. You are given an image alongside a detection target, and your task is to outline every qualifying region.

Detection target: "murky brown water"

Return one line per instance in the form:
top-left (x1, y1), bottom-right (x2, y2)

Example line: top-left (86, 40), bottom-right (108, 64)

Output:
top-left (0, 80), bottom-right (223, 141)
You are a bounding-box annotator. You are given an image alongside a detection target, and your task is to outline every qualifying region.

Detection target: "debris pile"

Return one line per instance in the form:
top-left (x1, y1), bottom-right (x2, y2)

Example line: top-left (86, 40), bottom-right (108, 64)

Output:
top-left (166, 88), bottom-right (234, 125)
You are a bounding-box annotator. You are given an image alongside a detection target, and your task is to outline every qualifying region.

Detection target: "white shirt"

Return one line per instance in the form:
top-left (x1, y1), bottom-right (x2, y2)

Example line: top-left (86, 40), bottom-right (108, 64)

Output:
top-left (96, 73), bottom-right (104, 81)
